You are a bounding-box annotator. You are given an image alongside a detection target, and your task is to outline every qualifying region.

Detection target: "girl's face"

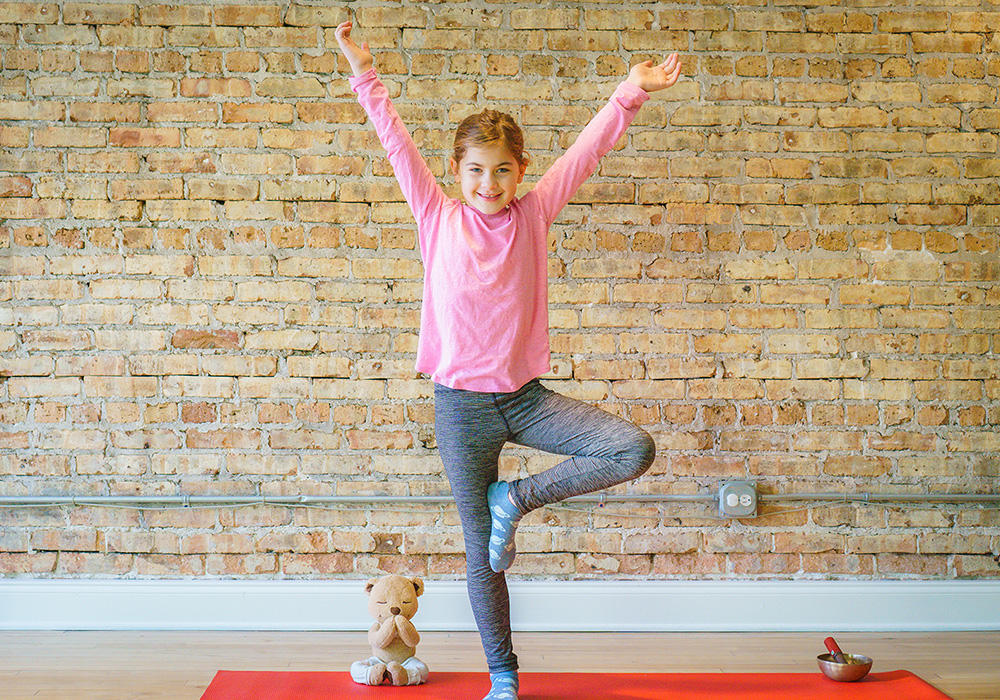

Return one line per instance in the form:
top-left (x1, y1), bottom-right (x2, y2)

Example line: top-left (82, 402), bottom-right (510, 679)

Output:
top-left (450, 143), bottom-right (527, 215)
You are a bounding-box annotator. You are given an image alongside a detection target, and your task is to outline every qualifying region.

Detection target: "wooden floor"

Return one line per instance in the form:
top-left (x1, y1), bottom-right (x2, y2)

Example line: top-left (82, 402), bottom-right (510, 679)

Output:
top-left (1, 631), bottom-right (998, 699)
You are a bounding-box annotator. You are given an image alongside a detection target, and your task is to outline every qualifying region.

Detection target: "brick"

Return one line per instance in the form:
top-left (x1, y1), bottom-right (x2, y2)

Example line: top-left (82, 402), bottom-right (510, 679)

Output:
top-left (878, 12), bottom-right (949, 33)
top-left (110, 178), bottom-right (184, 201)
top-left (510, 8), bottom-right (581, 29)
top-left (724, 260), bottom-right (795, 281)
top-left (0, 255), bottom-right (45, 275)
top-left (928, 133), bottom-right (997, 154)
top-left (189, 178), bottom-right (258, 201)
top-left (729, 308), bottom-right (796, 329)
top-left (139, 4), bottom-right (211, 25)
top-left (0, 356), bottom-right (54, 377)
top-left (799, 259), bottom-right (869, 279)
top-left (107, 127), bottom-right (179, 148)
top-left (623, 531), bottom-right (700, 555)
top-left (400, 28), bottom-right (473, 51)
top-left (550, 30), bottom-right (617, 52)
top-left (876, 552), bottom-right (946, 579)
top-left (8, 377), bottom-right (80, 398)
top-left (671, 106), bottom-right (741, 129)
top-left (33, 126), bottom-right (106, 149)
top-left (0, 198), bottom-right (66, 219)
top-left (206, 553), bottom-right (277, 576)
top-left (245, 27), bottom-right (317, 48)
top-left (212, 5), bottom-right (280, 26)
top-left (0, 4), bottom-right (58, 23)
top-left (0, 125), bottom-right (29, 148)
top-left (167, 26), bottom-right (239, 47)
top-left (92, 27), bottom-right (161, 51)
top-left (256, 78), bottom-right (325, 98)
top-left (22, 24), bottom-right (94, 45)
top-left (0, 101), bottom-right (65, 121)
top-left (913, 33), bottom-right (983, 54)
top-left (178, 78), bottom-right (251, 98)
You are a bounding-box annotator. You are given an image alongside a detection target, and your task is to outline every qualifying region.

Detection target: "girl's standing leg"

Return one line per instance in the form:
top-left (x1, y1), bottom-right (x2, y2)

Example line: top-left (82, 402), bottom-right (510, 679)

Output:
top-left (433, 384), bottom-right (519, 676)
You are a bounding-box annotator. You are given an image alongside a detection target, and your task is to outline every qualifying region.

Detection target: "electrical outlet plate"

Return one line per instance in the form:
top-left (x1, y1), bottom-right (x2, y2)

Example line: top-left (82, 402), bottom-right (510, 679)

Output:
top-left (719, 480), bottom-right (757, 518)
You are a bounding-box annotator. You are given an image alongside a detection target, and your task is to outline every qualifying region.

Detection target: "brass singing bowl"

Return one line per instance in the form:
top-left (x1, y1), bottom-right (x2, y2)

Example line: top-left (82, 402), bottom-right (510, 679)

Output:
top-left (817, 653), bottom-right (873, 682)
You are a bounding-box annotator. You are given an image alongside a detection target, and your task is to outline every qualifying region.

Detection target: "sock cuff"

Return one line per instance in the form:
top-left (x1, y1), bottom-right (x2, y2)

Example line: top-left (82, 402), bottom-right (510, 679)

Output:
top-left (506, 481), bottom-right (527, 516)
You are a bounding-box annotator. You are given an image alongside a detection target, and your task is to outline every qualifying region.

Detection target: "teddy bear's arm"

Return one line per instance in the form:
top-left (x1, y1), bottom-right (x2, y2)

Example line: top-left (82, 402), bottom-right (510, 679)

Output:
top-left (369, 618), bottom-right (399, 648)
top-left (394, 615), bottom-right (421, 647)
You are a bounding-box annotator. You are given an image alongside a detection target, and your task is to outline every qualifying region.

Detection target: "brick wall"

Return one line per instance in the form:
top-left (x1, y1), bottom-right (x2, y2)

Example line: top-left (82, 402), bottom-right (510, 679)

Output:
top-left (1, 1), bottom-right (998, 581)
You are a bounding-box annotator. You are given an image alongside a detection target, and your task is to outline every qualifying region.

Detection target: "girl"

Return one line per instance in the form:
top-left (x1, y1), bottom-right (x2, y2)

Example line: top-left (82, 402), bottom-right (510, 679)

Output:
top-left (336, 21), bottom-right (681, 700)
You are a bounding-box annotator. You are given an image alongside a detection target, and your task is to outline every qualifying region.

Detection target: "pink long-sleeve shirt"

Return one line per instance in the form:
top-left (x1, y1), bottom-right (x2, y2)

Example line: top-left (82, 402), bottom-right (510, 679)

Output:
top-left (350, 69), bottom-right (649, 392)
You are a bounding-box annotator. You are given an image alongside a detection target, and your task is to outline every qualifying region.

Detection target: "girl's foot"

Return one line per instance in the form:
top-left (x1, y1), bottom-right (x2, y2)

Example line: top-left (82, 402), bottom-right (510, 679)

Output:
top-left (483, 671), bottom-right (519, 700)
top-left (487, 481), bottom-right (522, 572)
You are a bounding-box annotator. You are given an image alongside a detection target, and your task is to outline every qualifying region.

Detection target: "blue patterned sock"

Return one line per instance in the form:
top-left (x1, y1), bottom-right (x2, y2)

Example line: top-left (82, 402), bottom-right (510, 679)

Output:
top-left (483, 671), bottom-right (519, 700)
top-left (487, 481), bottom-right (522, 573)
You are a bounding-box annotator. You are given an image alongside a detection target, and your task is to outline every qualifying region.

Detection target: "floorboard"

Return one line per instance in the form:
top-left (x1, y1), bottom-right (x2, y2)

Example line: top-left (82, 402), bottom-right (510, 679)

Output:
top-left (1, 631), bottom-right (997, 699)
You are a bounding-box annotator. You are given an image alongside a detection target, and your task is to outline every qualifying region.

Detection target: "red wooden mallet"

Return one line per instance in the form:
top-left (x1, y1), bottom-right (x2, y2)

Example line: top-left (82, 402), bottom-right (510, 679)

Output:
top-left (824, 637), bottom-right (848, 664)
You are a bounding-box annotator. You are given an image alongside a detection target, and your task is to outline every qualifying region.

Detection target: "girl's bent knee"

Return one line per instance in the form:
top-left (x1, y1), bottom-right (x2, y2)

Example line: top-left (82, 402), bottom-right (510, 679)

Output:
top-left (625, 428), bottom-right (656, 480)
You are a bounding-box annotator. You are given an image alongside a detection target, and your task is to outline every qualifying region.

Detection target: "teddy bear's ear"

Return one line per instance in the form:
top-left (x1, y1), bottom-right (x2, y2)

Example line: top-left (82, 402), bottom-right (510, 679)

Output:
top-left (365, 578), bottom-right (379, 594)
top-left (410, 577), bottom-right (424, 597)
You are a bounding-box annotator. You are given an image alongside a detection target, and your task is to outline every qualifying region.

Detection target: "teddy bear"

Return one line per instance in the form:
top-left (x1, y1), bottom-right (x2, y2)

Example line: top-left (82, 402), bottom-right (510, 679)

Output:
top-left (349, 574), bottom-right (430, 686)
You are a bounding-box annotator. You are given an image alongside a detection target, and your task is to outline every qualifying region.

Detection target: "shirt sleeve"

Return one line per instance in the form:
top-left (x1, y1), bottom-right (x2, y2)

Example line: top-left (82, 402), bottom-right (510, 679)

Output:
top-left (350, 68), bottom-right (448, 228)
top-left (527, 81), bottom-right (650, 227)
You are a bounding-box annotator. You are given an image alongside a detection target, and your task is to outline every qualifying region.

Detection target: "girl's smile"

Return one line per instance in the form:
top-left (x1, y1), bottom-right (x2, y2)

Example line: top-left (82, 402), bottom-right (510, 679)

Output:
top-left (450, 143), bottom-right (528, 215)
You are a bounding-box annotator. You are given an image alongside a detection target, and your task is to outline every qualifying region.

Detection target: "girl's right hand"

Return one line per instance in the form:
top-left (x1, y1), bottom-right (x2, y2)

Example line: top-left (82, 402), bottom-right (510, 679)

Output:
top-left (626, 53), bottom-right (682, 93)
top-left (334, 21), bottom-right (373, 77)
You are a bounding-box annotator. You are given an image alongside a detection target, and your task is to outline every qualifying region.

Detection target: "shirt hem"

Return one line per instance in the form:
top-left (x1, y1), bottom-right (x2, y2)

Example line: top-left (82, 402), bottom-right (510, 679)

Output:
top-left (420, 364), bottom-right (551, 394)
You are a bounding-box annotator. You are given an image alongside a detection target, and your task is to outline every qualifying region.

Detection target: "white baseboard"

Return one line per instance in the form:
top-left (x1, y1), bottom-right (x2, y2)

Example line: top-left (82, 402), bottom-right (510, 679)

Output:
top-left (1, 579), bottom-right (998, 632)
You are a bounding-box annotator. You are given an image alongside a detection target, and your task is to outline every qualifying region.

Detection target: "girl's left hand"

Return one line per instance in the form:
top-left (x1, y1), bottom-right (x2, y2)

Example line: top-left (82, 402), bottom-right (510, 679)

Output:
top-left (335, 20), bottom-right (374, 77)
top-left (626, 53), bottom-right (682, 93)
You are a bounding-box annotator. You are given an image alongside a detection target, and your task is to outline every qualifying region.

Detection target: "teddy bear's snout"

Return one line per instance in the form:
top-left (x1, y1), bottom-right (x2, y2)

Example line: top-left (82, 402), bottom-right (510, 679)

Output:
top-left (391, 606), bottom-right (401, 615)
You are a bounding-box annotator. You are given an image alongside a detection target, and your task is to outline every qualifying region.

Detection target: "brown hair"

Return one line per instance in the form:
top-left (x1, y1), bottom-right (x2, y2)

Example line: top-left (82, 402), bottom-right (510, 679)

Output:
top-left (452, 108), bottom-right (528, 167)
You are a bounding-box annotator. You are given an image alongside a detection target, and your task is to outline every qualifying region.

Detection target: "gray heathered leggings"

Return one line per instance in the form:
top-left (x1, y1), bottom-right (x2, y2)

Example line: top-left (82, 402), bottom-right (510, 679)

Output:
top-left (433, 378), bottom-right (656, 674)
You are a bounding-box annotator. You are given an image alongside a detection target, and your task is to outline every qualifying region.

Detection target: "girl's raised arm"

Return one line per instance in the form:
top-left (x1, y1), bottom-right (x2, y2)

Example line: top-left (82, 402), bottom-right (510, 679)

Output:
top-left (529, 55), bottom-right (681, 227)
top-left (336, 21), bottom-right (448, 235)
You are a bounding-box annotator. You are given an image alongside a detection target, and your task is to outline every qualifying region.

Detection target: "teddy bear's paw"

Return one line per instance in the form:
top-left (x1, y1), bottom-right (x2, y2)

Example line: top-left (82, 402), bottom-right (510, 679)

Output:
top-left (366, 663), bottom-right (388, 685)
top-left (387, 661), bottom-right (408, 686)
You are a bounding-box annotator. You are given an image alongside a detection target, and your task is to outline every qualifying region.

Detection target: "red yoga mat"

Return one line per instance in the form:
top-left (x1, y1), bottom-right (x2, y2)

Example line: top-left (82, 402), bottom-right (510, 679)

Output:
top-left (200, 670), bottom-right (953, 700)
